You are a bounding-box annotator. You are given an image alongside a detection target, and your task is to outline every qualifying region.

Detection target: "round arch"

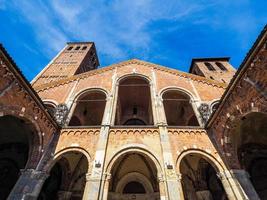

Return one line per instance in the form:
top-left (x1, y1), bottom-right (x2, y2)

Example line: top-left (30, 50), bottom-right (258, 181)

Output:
top-left (105, 145), bottom-right (162, 199)
top-left (159, 86), bottom-right (198, 101)
top-left (105, 144), bottom-right (163, 174)
top-left (116, 172), bottom-right (154, 193)
top-left (114, 74), bottom-right (154, 126)
top-left (68, 88), bottom-right (108, 126)
top-left (161, 88), bottom-right (200, 126)
top-left (45, 147), bottom-right (91, 173)
top-left (0, 111), bottom-right (43, 199)
top-left (0, 108), bottom-right (43, 168)
top-left (116, 73), bottom-right (152, 86)
top-left (42, 99), bottom-right (58, 107)
top-left (40, 147), bottom-right (90, 199)
top-left (73, 87), bottom-right (109, 102)
top-left (177, 149), bottom-right (229, 200)
top-left (176, 149), bottom-right (225, 173)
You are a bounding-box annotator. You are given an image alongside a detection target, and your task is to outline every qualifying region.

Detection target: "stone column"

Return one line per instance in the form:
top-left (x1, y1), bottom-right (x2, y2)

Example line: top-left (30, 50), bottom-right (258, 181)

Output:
top-left (177, 173), bottom-right (185, 200)
top-left (57, 191), bottom-right (72, 200)
top-left (83, 69), bottom-right (117, 200)
top-left (231, 169), bottom-right (260, 200)
top-left (8, 169), bottom-right (49, 200)
top-left (158, 174), bottom-right (167, 200)
top-left (102, 173), bottom-right (112, 200)
top-left (150, 69), bottom-right (182, 200)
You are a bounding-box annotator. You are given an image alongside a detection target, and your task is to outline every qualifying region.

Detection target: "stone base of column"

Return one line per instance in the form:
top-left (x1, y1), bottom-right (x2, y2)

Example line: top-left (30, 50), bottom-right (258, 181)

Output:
top-left (231, 169), bottom-right (260, 200)
top-left (8, 169), bottom-right (49, 200)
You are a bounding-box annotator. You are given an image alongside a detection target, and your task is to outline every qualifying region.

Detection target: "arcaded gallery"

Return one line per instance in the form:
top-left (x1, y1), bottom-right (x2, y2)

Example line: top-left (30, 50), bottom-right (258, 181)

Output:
top-left (0, 25), bottom-right (266, 200)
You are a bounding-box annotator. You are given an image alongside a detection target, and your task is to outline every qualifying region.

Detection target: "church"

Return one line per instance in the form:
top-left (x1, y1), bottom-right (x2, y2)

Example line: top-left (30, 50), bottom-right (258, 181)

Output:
top-left (0, 25), bottom-right (266, 200)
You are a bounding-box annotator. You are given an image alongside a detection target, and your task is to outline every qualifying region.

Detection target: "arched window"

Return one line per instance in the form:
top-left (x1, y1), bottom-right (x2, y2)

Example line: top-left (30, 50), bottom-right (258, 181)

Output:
top-left (69, 90), bottom-right (106, 126)
top-left (204, 62), bottom-right (215, 71)
top-left (162, 90), bottom-right (199, 126)
top-left (115, 76), bottom-right (153, 125)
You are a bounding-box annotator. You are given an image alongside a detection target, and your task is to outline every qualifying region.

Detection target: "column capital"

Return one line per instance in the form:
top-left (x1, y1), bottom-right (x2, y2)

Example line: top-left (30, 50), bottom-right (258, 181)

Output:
top-left (157, 174), bottom-right (165, 182)
top-left (103, 172), bottom-right (112, 181)
top-left (230, 169), bottom-right (250, 178)
top-left (177, 173), bottom-right (183, 181)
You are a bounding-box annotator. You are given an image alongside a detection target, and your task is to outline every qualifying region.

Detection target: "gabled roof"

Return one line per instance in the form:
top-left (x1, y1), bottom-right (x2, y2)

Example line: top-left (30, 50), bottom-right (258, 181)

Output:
top-left (0, 43), bottom-right (59, 128)
top-left (34, 58), bottom-right (227, 92)
top-left (206, 24), bottom-right (267, 128)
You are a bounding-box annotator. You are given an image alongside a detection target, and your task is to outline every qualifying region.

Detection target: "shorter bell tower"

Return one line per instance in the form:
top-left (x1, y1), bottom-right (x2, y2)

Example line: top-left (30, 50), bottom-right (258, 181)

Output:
top-left (189, 57), bottom-right (236, 84)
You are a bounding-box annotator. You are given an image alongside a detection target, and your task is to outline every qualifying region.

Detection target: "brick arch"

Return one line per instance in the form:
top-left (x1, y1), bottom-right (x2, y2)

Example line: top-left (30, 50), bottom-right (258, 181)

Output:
top-left (159, 86), bottom-right (198, 101)
top-left (176, 149), bottom-right (226, 174)
top-left (0, 106), bottom-right (43, 168)
top-left (73, 87), bottom-right (109, 102)
top-left (105, 144), bottom-right (163, 175)
top-left (42, 99), bottom-right (58, 107)
top-left (45, 147), bottom-right (91, 173)
top-left (222, 105), bottom-right (267, 169)
top-left (116, 73), bottom-right (152, 85)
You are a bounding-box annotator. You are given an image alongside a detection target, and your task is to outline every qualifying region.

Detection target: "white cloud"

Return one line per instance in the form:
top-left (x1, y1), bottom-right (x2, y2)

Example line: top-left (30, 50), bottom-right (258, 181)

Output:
top-left (7, 0), bottom-right (267, 66)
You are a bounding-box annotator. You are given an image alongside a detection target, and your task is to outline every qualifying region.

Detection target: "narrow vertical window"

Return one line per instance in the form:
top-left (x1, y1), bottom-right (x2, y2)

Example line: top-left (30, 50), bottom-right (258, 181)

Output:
top-left (216, 62), bottom-right (227, 71)
top-left (204, 62), bottom-right (215, 71)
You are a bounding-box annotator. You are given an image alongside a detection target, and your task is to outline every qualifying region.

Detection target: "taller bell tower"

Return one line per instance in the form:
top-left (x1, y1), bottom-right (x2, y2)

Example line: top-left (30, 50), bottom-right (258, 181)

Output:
top-left (32, 42), bottom-right (99, 87)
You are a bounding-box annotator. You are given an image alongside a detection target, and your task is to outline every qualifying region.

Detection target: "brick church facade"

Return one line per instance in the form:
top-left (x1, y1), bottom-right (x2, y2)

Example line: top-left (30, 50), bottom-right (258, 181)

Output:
top-left (0, 25), bottom-right (266, 200)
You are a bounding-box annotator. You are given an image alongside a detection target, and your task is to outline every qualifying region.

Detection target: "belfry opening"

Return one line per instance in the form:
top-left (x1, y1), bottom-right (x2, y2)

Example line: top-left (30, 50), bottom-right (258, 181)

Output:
top-left (115, 76), bottom-right (153, 125)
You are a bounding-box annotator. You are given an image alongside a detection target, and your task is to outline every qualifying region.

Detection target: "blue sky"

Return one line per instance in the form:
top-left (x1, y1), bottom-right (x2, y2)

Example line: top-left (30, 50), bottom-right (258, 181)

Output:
top-left (0, 0), bottom-right (266, 81)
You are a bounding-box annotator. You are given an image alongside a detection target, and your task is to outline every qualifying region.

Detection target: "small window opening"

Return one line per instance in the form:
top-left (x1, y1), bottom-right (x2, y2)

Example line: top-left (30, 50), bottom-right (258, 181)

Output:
top-left (221, 79), bottom-right (225, 83)
top-left (216, 62), bottom-right (227, 71)
top-left (133, 107), bottom-right (138, 115)
top-left (204, 62), bottom-right (215, 71)
top-left (210, 76), bottom-right (214, 80)
top-left (67, 46), bottom-right (73, 51)
top-left (75, 46), bottom-right (80, 50)
top-left (82, 46), bottom-right (87, 50)
top-left (83, 108), bottom-right (87, 116)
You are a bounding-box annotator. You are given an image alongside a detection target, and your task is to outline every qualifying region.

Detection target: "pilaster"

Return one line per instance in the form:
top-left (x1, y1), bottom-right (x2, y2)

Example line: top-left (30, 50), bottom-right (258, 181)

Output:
top-left (83, 68), bottom-right (117, 200)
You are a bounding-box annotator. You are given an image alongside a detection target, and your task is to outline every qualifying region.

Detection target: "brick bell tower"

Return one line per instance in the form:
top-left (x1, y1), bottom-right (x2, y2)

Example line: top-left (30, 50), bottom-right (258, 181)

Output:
top-left (32, 42), bottom-right (99, 87)
top-left (189, 57), bottom-right (236, 84)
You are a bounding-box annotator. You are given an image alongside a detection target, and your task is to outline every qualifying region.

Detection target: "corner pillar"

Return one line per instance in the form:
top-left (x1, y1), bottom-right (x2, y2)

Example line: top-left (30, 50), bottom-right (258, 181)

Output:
top-left (8, 169), bottom-right (49, 200)
top-left (231, 169), bottom-right (260, 200)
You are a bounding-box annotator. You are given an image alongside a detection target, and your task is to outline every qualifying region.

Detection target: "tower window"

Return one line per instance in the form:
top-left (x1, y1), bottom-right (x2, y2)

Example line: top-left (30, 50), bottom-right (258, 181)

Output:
top-left (67, 46), bottom-right (73, 51)
top-left (75, 46), bottom-right (80, 50)
top-left (210, 76), bottom-right (214, 80)
top-left (82, 46), bottom-right (87, 50)
top-left (204, 62), bottom-right (215, 71)
top-left (216, 62), bottom-right (227, 71)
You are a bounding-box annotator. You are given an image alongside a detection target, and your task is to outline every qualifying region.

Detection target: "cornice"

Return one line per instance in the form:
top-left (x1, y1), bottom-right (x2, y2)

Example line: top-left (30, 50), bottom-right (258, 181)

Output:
top-left (34, 59), bottom-right (227, 92)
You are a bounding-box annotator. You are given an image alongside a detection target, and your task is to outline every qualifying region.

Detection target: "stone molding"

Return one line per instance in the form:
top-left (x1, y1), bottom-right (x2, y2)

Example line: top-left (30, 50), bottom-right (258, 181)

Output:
top-left (34, 59), bottom-right (226, 92)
